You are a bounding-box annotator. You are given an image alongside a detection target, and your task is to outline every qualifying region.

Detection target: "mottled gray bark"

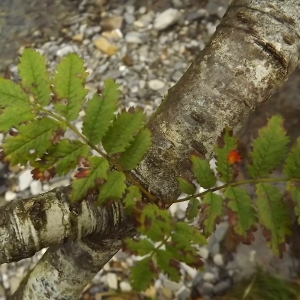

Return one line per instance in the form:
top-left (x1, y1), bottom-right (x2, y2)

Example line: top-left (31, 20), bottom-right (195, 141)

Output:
top-left (8, 0), bottom-right (300, 299)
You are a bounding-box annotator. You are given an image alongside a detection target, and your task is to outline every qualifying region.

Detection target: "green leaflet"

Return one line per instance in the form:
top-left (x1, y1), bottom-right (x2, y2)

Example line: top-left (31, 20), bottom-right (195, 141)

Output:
top-left (289, 186), bottom-right (300, 224)
top-left (0, 104), bottom-right (35, 132)
top-left (50, 139), bottom-right (90, 176)
top-left (177, 177), bottom-right (196, 195)
top-left (82, 79), bottom-right (120, 145)
top-left (173, 222), bottom-right (207, 245)
top-left (124, 238), bottom-right (155, 256)
top-left (214, 126), bottom-right (238, 183)
top-left (119, 128), bottom-right (151, 170)
top-left (200, 191), bottom-right (223, 237)
top-left (71, 157), bottom-right (109, 202)
top-left (3, 118), bottom-right (61, 165)
top-left (19, 48), bottom-right (51, 106)
top-left (256, 183), bottom-right (291, 255)
top-left (130, 257), bottom-right (157, 291)
top-left (52, 53), bottom-right (88, 121)
top-left (0, 78), bottom-right (30, 107)
top-left (97, 170), bottom-right (126, 204)
top-left (225, 186), bottom-right (257, 237)
top-left (123, 186), bottom-right (141, 211)
top-left (191, 155), bottom-right (216, 189)
top-left (186, 198), bottom-right (200, 220)
top-left (137, 204), bottom-right (172, 242)
top-left (102, 108), bottom-right (146, 155)
top-left (284, 137), bottom-right (300, 178)
top-left (156, 249), bottom-right (181, 282)
top-left (248, 115), bottom-right (289, 178)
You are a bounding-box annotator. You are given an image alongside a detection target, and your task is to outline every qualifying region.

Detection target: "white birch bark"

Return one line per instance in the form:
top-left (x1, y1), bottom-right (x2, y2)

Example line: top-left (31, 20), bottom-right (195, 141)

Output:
top-left (5, 0), bottom-right (300, 298)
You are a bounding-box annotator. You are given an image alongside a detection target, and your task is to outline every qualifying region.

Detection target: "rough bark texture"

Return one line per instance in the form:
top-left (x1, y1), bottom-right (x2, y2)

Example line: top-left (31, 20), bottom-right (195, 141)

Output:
top-left (7, 0), bottom-right (300, 299)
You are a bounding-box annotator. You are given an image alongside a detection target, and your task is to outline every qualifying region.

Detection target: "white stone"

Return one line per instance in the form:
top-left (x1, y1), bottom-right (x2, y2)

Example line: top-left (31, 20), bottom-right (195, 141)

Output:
top-left (148, 79), bottom-right (165, 90)
top-left (56, 45), bottom-right (79, 57)
top-left (5, 191), bottom-right (17, 202)
top-left (18, 169), bottom-right (33, 191)
top-left (30, 180), bottom-right (42, 196)
top-left (181, 263), bottom-right (197, 278)
top-left (106, 273), bottom-right (118, 290)
top-left (203, 272), bottom-right (216, 282)
top-left (125, 32), bottom-right (144, 44)
top-left (213, 253), bottom-right (224, 266)
top-left (120, 281), bottom-right (132, 292)
top-left (198, 246), bottom-right (209, 260)
top-left (154, 8), bottom-right (180, 31)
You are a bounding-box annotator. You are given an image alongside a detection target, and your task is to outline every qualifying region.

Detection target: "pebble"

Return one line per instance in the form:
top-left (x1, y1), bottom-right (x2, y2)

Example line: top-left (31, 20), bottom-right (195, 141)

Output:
top-left (5, 191), bottom-right (17, 202)
top-left (106, 273), bottom-right (118, 290)
top-left (213, 278), bottom-right (232, 295)
top-left (213, 254), bottom-right (224, 266)
top-left (203, 272), bottom-right (216, 282)
top-left (148, 79), bottom-right (166, 91)
top-left (154, 8), bottom-right (181, 31)
top-left (56, 45), bottom-right (79, 57)
top-left (125, 32), bottom-right (145, 44)
top-left (18, 169), bottom-right (33, 191)
top-left (119, 281), bottom-right (131, 292)
top-left (30, 180), bottom-right (42, 196)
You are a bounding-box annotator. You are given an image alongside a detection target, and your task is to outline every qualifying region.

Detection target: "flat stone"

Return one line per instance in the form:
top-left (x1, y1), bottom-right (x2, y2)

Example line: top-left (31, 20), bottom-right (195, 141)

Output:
top-left (154, 8), bottom-right (180, 31)
top-left (101, 16), bottom-right (123, 31)
top-left (18, 169), bottom-right (33, 191)
top-left (148, 79), bottom-right (165, 90)
top-left (94, 37), bottom-right (118, 56)
top-left (125, 32), bottom-right (144, 44)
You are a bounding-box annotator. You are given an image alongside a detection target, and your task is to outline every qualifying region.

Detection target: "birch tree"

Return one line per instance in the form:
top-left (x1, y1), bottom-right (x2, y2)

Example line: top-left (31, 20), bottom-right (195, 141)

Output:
top-left (1, 0), bottom-right (300, 299)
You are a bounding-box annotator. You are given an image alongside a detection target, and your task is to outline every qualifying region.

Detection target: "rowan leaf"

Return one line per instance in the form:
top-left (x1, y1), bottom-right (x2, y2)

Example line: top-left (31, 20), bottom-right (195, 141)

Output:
top-left (174, 222), bottom-right (207, 245)
top-left (284, 138), bottom-right (300, 179)
top-left (287, 185), bottom-right (300, 224)
top-left (215, 126), bottom-right (238, 183)
top-left (0, 104), bottom-right (35, 132)
top-left (200, 191), bottom-right (223, 237)
top-left (225, 186), bottom-right (257, 237)
top-left (191, 155), bottom-right (216, 188)
top-left (3, 118), bottom-right (61, 165)
top-left (71, 157), bottom-right (109, 202)
top-left (137, 204), bottom-right (172, 242)
top-left (102, 108), bottom-right (146, 155)
top-left (130, 257), bottom-right (157, 291)
top-left (177, 177), bottom-right (196, 195)
top-left (124, 238), bottom-right (155, 256)
top-left (0, 78), bottom-right (30, 107)
top-left (119, 128), bottom-right (151, 170)
top-left (52, 53), bottom-right (88, 121)
top-left (19, 48), bottom-right (51, 106)
top-left (248, 115), bottom-right (289, 178)
top-left (123, 186), bottom-right (141, 211)
top-left (97, 170), bottom-right (126, 204)
top-left (186, 198), bottom-right (200, 220)
top-left (256, 183), bottom-right (291, 255)
top-left (50, 139), bottom-right (89, 176)
top-left (156, 249), bottom-right (181, 282)
top-left (82, 79), bottom-right (120, 144)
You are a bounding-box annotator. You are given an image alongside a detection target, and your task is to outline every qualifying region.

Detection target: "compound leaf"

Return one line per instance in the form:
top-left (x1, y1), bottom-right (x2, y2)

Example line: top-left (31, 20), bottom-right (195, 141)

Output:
top-left (97, 170), bottom-right (126, 204)
top-left (124, 238), bottom-right (155, 256)
top-left (156, 249), bottom-right (181, 282)
top-left (51, 139), bottom-right (89, 176)
top-left (177, 177), bottom-right (196, 195)
top-left (0, 78), bottom-right (30, 107)
top-left (191, 155), bottom-right (216, 189)
top-left (119, 128), bottom-right (151, 170)
top-left (82, 79), bottom-right (120, 144)
top-left (130, 257), bottom-right (157, 291)
top-left (19, 48), bottom-right (51, 106)
top-left (248, 115), bottom-right (289, 178)
top-left (284, 137), bottom-right (300, 179)
top-left (200, 191), bottom-right (223, 237)
top-left (289, 185), bottom-right (300, 224)
top-left (102, 108), bottom-right (146, 155)
top-left (256, 183), bottom-right (291, 255)
top-left (215, 126), bottom-right (238, 183)
top-left (123, 186), bottom-right (141, 211)
top-left (0, 104), bottom-right (35, 132)
top-left (225, 186), bottom-right (257, 237)
top-left (71, 157), bottom-right (109, 202)
top-left (52, 53), bottom-right (88, 121)
top-left (3, 118), bottom-right (61, 165)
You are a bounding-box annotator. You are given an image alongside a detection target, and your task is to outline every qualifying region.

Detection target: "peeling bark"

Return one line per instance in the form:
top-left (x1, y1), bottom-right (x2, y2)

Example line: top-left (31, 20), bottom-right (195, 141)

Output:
top-left (6, 0), bottom-right (300, 299)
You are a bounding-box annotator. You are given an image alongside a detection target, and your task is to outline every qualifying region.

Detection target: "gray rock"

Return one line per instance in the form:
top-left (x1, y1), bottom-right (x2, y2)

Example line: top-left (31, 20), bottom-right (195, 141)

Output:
top-left (56, 45), bottom-right (79, 57)
top-left (187, 9), bottom-right (208, 22)
top-left (148, 79), bottom-right (165, 90)
top-left (125, 32), bottom-right (145, 44)
top-left (199, 282), bottom-right (214, 296)
top-left (171, 70), bottom-right (183, 82)
top-left (124, 12), bottom-right (135, 25)
top-left (154, 8), bottom-right (181, 31)
top-left (213, 278), bottom-right (232, 295)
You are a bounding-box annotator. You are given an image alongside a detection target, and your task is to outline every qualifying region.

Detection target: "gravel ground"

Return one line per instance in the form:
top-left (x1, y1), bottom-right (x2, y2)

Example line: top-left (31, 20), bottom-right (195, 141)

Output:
top-left (0, 0), bottom-right (299, 299)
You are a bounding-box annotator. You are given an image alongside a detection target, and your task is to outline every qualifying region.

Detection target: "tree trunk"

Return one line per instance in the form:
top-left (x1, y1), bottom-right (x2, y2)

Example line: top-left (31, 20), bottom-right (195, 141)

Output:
top-left (5, 0), bottom-right (300, 298)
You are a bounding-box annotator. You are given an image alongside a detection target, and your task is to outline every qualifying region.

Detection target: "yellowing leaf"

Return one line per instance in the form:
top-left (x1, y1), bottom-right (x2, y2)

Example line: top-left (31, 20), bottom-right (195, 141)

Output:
top-left (97, 170), bottom-right (126, 204)
top-left (191, 155), bottom-right (216, 189)
top-left (71, 157), bottom-right (109, 202)
top-left (52, 53), bottom-right (88, 121)
top-left (82, 79), bottom-right (120, 145)
top-left (256, 183), bottom-right (291, 255)
top-left (248, 115), bottom-right (289, 178)
top-left (119, 128), bottom-right (151, 170)
top-left (19, 48), bottom-right (51, 106)
top-left (102, 108), bottom-right (146, 155)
